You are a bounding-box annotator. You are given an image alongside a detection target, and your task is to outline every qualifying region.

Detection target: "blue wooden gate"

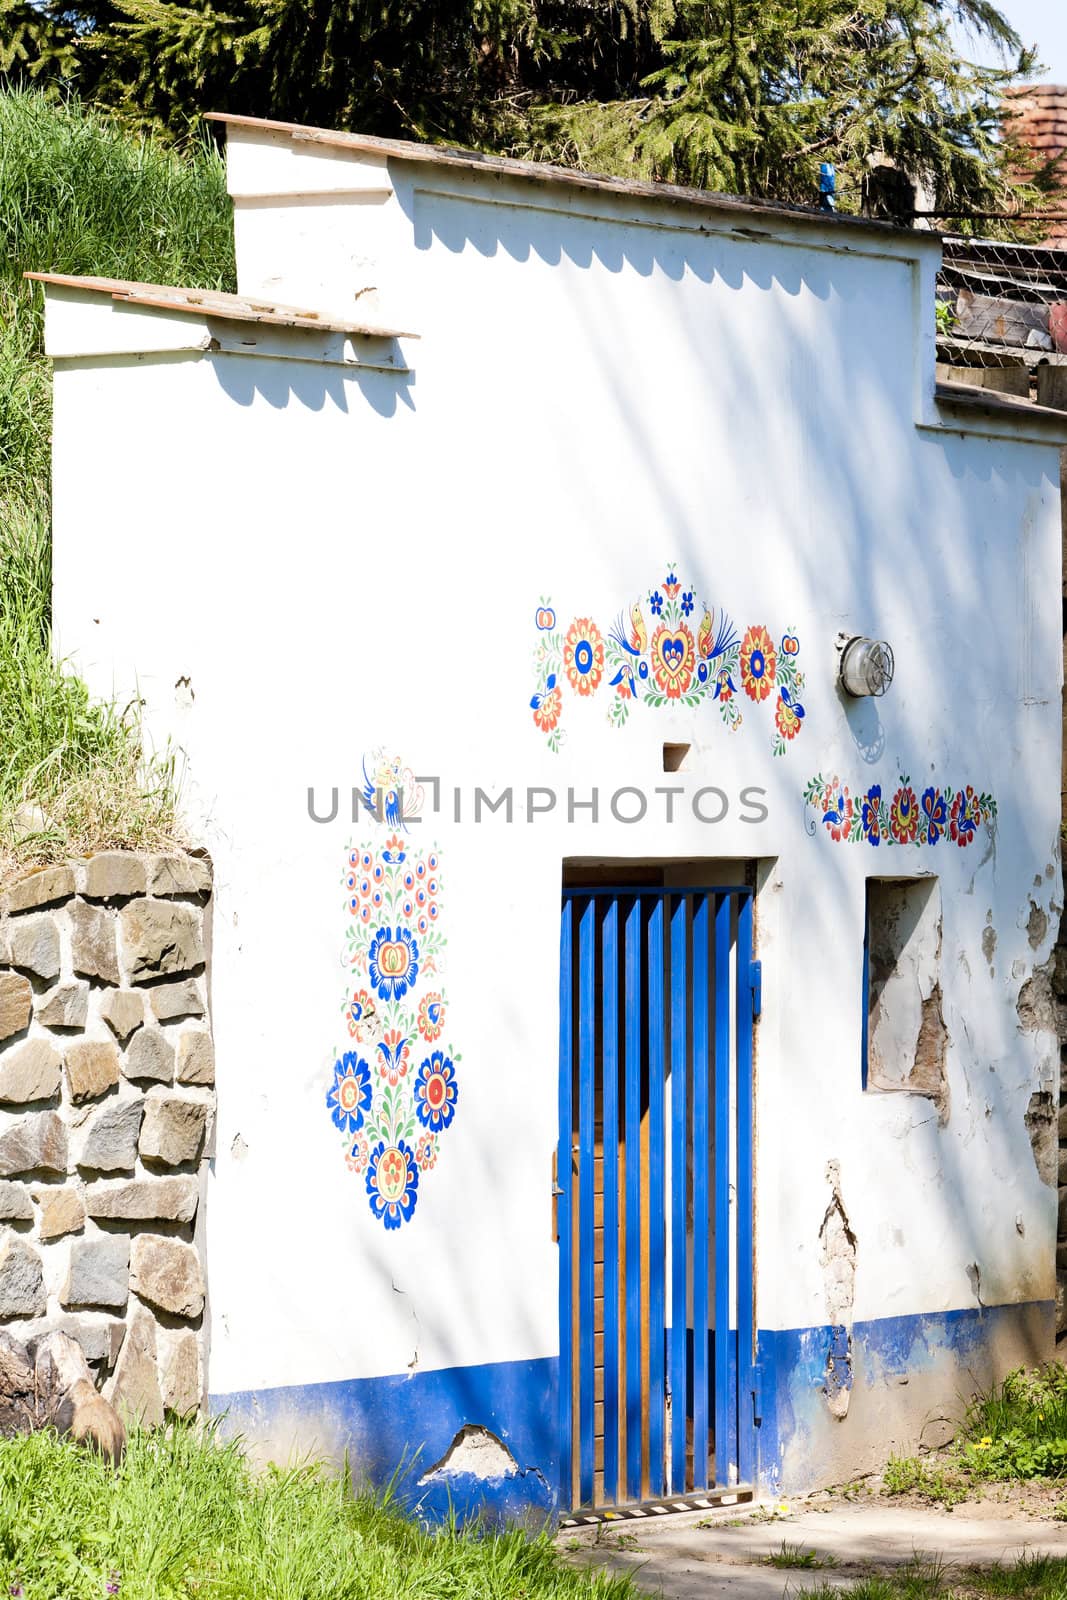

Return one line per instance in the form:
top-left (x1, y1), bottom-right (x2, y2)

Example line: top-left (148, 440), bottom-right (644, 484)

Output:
top-left (557, 885), bottom-right (757, 1512)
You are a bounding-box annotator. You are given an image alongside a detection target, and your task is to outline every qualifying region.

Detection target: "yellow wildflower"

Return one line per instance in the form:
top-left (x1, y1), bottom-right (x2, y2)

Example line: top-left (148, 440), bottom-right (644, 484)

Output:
top-left (975, 1436), bottom-right (993, 1449)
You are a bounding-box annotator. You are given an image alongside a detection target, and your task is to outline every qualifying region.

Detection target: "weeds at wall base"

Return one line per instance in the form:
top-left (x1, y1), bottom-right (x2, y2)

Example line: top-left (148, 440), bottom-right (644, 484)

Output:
top-left (0, 1422), bottom-right (637, 1600)
top-left (880, 1363), bottom-right (1067, 1510)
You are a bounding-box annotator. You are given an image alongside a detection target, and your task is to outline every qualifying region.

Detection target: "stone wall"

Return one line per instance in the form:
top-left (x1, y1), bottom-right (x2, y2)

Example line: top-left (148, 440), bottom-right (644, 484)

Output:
top-left (0, 853), bottom-right (213, 1421)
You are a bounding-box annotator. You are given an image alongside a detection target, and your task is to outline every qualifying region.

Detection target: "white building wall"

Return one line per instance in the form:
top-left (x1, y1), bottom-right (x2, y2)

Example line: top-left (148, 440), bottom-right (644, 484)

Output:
top-left (45, 138), bottom-right (1064, 1505)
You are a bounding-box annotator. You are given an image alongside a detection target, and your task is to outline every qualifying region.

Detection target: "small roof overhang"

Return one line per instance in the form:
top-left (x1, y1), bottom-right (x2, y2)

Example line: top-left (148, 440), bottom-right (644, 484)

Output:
top-left (24, 272), bottom-right (417, 342)
top-left (931, 378), bottom-right (1067, 444)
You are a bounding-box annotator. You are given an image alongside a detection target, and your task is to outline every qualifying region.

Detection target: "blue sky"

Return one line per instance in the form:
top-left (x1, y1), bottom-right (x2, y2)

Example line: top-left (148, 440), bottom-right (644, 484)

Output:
top-left (958, 0), bottom-right (1067, 83)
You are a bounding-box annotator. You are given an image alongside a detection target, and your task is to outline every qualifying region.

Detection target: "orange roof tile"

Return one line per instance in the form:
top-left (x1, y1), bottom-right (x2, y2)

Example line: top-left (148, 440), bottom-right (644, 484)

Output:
top-left (1003, 85), bottom-right (1067, 244)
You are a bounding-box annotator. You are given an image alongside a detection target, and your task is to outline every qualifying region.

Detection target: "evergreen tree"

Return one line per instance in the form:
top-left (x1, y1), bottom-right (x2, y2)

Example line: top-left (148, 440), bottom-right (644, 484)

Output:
top-left (515, 0), bottom-right (1041, 213)
top-left (0, 0), bottom-right (1046, 217)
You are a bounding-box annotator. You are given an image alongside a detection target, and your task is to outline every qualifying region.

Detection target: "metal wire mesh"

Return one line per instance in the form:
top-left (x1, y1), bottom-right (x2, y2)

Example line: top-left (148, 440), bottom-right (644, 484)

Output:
top-left (936, 233), bottom-right (1067, 401)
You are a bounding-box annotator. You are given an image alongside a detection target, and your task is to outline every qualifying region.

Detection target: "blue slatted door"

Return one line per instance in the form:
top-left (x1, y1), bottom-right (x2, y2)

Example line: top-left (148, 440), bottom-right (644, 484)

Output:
top-left (557, 886), bottom-right (756, 1512)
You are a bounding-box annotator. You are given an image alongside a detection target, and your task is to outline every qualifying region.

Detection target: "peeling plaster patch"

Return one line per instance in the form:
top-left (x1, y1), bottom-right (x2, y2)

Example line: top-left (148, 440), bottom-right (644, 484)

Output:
top-left (819, 1162), bottom-right (856, 1420)
top-left (1012, 959), bottom-right (1026, 981)
top-left (1024, 1089), bottom-right (1057, 1187)
top-left (418, 1425), bottom-right (519, 1483)
top-left (981, 925), bottom-right (996, 975)
top-left (912, 987), bottom-right (949, 1122)
top-left (967, 1262), bottom-right (985, 1308)
top-left (1017, 958), bottom-right (1058, 1035)
top-left (1027, 900), bottom-right (1049, 950)
top-left (230, 1134), bottom-right (248, 1162)
top-left (866, 880), bottom-right (948, 1122)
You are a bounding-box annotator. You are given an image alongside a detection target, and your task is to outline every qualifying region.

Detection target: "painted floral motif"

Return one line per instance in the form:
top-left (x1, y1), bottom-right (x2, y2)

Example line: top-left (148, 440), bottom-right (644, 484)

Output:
top-left (950, 785), bottom-right (984, 848)
top-left (740, 625), bottom-right (776, 703)
top-left (563, 618), bottom-right (605, 697)
top-left (861, 785), bottom-right (882, 847)
top-left (327, 1052), bottom-right (373, 1135)
top-left (346, 988), bottom-right (376, 1040)
top-left (329, 826), bottom-right (461, 1230)
top-left (921, 786), bottom-right (948, 845)
top-left (415, 1049), bottom-right (459, 1132)
top-left (346, 1133), bottom-right (370, 1174)
top-left (650, 622), bottom-right (696, 699)
top-left (530, 572), bottom-right (805, 755)
top-left (819, 779), bottom-right (854, 841)
top-left (531, 678), bottom-right (562, 734)
top-left (889, 785), bottom-right (919, 845)
top-left (774, 687), bottom-right (804, 744)
top-left (376, 1029), bottom-right (411, 1085)
top-left (805, 774), bottom-right (997, 848)
top-left (367, 1140), bottom-right (419, 1230)
top-left (368, 926), bottom-right (419, 1001)
top-left (418, 992), bottom-right (445, 1041)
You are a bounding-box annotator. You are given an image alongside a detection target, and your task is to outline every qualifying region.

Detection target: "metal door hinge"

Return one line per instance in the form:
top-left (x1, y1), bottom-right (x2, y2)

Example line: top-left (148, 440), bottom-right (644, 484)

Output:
top-left (750, 960), bottom-right (762, 1020)
top-left (751, 1363), bottom-right (764, 1426)
top-left (551, 1149), bottom-right (563, 1243)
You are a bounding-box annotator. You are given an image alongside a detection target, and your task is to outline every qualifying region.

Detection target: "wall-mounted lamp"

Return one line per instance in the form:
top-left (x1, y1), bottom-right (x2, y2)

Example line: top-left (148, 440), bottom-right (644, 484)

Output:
top-left (839, 636), bottom-right (894, 698)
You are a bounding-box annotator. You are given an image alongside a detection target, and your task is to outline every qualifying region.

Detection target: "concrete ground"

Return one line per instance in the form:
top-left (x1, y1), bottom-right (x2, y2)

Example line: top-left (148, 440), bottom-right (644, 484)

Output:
top-left (562, 1500), bottom-right (1067, 1598)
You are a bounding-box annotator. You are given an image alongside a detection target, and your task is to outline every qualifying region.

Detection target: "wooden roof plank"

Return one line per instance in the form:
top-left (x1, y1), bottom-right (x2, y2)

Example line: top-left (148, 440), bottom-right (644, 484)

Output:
top-left (204, 111), bottom-right (934, 244)
top-left (24, 271), bottom-right (418, 340)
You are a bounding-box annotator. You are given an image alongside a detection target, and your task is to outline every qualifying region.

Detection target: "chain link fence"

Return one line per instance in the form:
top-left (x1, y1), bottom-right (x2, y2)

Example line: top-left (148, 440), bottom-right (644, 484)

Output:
top-left (936, 233), bottom-right (1067, 406)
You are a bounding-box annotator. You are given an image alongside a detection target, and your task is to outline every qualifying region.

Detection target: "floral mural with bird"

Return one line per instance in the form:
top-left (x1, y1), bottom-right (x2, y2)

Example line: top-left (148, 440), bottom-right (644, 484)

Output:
top-left (804, 773), bottom-right (997, 848)
top-left (529, 570), bottom-right (806, 756)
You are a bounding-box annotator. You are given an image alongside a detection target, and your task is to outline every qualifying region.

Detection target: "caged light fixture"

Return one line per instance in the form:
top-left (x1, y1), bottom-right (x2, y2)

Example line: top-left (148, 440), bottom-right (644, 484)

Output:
top-left (839, 636), bottom-right (895, 698)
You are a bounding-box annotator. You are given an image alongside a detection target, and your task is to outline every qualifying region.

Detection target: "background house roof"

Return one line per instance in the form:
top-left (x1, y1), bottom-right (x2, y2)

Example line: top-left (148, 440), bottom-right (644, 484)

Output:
top-left (1004, 83), bottom-right (1067, 246)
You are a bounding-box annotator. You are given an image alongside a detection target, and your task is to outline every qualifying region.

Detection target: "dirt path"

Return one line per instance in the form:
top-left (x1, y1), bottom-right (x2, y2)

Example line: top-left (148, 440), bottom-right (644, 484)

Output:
top-left (562, 1497), bottom-right (1067, 1599)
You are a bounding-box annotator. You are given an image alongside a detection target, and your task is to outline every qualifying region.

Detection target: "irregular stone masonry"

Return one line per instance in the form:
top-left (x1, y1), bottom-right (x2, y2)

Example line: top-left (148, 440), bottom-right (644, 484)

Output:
top-left (0, 854), bottom-right (213, 1424)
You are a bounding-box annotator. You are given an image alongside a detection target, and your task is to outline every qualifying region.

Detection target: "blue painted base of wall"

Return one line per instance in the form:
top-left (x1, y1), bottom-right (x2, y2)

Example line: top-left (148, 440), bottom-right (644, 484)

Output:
top-left (210, 1300), bottom-right (1054, 1524)
top-left (757, 1300), bottom-right (1054, 1495)
top-left (210, 1355), bottom-right (561, 1527)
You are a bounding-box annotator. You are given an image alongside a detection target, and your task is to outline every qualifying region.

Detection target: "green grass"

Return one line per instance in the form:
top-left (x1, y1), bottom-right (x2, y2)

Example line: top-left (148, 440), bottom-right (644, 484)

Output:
top-left (0, 496), bottom-right (183, 871)
top-left (764, 1539), bottom-right (837, 1568)
top-left (0, 88), bottom-right (234, 871)
top-left (880, 1454), bottom-right (970, 1508)
top-left (0, 87), bottom-right (233, 504)
top-left (805, 1554), bottom-right (1067, 1600)
top-left (0, 1422), bottom-right (637, 1600)
top-left (882, 1363), bottom-right (1067, 1508)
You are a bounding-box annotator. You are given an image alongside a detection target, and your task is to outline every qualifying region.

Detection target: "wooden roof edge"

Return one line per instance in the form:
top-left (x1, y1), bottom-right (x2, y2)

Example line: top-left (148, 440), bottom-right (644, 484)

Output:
top-left (23, 272), bottom-right (418, 340)
top-left (203, 111), bottom-right (942, 248)
top-left (935, 378), bottom-right (1067, 434)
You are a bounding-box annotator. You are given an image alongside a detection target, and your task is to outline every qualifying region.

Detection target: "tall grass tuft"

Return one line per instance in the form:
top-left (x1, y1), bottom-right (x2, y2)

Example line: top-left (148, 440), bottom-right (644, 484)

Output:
top-left (0, 1422), bottom-right (637, 1600)
top-left (0, 88), bottom-right (234, 874)
top-left (0, 87), bottom-right (234, 503)
top-left (0, 492), bottom-right (183, 875)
